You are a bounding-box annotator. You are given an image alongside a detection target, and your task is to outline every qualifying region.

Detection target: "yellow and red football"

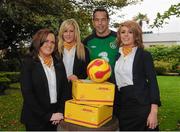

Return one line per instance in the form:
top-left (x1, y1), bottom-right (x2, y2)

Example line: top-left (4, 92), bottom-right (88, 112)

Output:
top-left (87, 58), bottom-right (111, 83)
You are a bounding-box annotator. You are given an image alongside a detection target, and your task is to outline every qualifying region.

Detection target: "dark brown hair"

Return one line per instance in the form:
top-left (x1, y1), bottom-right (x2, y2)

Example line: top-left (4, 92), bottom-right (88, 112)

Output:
top-left (117, 20), bottom-right (144, 48)
top-left (93, 7), bottom-right (109, 20)
top-left (29, 28), bottom-right (57, 59)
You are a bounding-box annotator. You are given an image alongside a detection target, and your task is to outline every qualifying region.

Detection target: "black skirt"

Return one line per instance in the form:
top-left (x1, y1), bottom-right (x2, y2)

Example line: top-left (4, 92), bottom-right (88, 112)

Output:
top-left (115, 85), bottom-right (158, 131)
top-left (25, 103), bottom-right (58, 131)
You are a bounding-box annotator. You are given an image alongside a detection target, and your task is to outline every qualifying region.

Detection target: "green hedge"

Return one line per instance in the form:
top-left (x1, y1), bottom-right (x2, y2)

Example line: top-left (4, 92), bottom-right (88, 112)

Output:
top-left (154, 60), bottom-right (172, 75)
top-left (0, 58), bottom-right (21, 72)
top-left (0, 72), bottom-right (20, 83)
top-left (0, 77), bottom-right (11, 94)
top-left (0, 72), bottom-right (20, 94)
top-left (0, 77), bottom-right (11, 84)
top-left (146, 45), bottom-right (180, 74)
top-left (9, 83), bottom-right (20, 89)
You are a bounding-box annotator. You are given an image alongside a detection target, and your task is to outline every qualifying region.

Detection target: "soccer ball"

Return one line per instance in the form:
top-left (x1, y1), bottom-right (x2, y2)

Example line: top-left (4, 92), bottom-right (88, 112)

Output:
top-left (87, 58), bottom-right (111, 83)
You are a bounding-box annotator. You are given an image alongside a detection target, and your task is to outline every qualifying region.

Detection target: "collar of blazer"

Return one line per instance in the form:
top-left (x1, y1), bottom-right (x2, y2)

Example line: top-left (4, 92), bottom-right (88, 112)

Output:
top-left (115, 47), bottom-right (144, 76)
top-left (132, 47), bottom-right (143, 72)
top-left (34, 54), bottom-right (61, 66)
top-left (115, 47), bottom-right (143, 61)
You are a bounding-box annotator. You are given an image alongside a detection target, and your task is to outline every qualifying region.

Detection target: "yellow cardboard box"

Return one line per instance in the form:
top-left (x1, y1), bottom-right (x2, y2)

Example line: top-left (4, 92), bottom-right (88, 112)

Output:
top-left (72, 79), bottom-right (115, 106)
top-left (64, 100), bottom-right (113, 128)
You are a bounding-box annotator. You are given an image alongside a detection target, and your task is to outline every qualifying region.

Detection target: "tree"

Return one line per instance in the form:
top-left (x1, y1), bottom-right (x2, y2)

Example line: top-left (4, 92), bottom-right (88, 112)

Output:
top-left (0, 29), bottom-right (7, 49)
top-left (132, 13), bottom-right (149, 28)
top-left (0, 0), bottom-right (140, 71)
top-left (0, 0), bottom-right (141, 49)
top-left (0, 0), bottom-right (77, 70)
top-left (74, 0), bottom-right (142, 31)
top-left (152, 3), bottom-right (180, 28)
top-left (0, 0), bottom-right (74, 50)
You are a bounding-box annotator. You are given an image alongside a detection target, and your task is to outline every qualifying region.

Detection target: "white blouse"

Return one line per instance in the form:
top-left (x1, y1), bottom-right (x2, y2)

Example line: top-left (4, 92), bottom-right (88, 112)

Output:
top-left (63, 47), bottom-right (76, 77)
top-left (39, 56), bottom-right (57, 104)
top-left (114, 47), bottom-right (137, 90)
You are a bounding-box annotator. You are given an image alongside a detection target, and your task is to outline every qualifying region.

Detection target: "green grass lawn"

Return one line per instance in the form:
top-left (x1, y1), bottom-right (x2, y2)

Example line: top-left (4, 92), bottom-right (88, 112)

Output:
top-left (157, 76), bottom-right (180, 131)
top-left (0, 84), bottom-right (25, 130)
top-left (0, 76), bottom-right (180, 131)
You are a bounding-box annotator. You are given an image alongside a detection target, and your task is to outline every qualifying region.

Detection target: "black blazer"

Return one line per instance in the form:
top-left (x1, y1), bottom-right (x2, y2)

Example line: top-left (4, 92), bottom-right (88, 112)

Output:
top-left (20, 55), bottom-right (69, 125)
top-left (73, 47), bottom-right (90, 79)
top-left (61, 47), bottom-right (90, 99)
top-left (112, 48), bottom-right (161, 107)
top-left (61, 47), bottom-right (90, 79)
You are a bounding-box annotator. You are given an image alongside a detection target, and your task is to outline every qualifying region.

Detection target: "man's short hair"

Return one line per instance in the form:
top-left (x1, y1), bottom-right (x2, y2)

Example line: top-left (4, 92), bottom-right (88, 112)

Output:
top-left (93, 7), bottom-right (109, 20)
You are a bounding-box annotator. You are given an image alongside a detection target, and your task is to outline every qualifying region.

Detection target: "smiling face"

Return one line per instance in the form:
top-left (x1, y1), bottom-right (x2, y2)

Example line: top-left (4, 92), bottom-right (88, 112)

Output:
top-left (117, 21), bottom-right (143, 48)
top-left (63, 24), bottom-right (75, 43)
top-left (39, 33), bottom-right (55, 57)
top-left (119, 26), bottom-right (134, 46)
top-left (93, 11), bottom-right (110, 37)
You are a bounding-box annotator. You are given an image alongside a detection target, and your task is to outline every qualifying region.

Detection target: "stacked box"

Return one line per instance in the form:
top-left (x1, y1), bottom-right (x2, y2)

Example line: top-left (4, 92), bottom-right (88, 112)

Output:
top-left (64, 100), bottom-right (113, 128)
top-left (72, 80), bottom-right (115, 106)
top-left (64, 79), bottom-right (115, 128)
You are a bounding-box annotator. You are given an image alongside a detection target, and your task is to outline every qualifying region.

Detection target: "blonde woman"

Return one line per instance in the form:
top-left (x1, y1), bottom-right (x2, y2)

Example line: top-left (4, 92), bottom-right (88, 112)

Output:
top-left (58, 19), bottom-right (90, 98)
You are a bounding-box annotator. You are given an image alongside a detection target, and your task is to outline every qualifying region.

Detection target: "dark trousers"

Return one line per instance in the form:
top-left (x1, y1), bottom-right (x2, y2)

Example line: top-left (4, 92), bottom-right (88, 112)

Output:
top-left (25, 103), bottom-right (58, 131)
top-left (25, 122), bottom-right (57, 131)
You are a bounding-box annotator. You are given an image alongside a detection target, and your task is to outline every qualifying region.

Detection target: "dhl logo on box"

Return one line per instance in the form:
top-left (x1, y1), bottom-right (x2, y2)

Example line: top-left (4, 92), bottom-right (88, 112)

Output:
top-left (72, 80), bottom-right (115, 105)
top-left (64, 100), bottom-right (113, 128)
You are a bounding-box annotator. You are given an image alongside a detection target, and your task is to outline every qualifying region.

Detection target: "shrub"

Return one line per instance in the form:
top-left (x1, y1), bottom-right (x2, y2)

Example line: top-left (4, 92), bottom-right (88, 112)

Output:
top-left (0, 72), bottom-right (20, 83)
top-left (0, 58), bottom-right (21, 72)
top-left (176, 65), bottom-right (180, 74)
top-left (154, 60), bottom-right (172, 75)
top-left (7, 58), bottom-right (21, 72)
top-left (0, 77), bottom-right (11, 94)
top-left (0, 77), bottom-right (11, 85)
top-left (9, 83), bottom-right (20, 89)
top-left (6, 72), bottom-right (20, 83)
top-left (0, 72), bottom-right (20, 94)
top-left (0, 59), bottom-right (9, 71)
top-left (146, 45), bottom-right (180, 73)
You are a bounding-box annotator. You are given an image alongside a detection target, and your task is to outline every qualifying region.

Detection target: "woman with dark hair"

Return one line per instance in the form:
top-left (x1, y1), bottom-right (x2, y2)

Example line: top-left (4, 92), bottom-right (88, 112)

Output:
top-left (112, 20), bottom-right (161, 131)
top-left (20, 28), bottom-right (69, 131)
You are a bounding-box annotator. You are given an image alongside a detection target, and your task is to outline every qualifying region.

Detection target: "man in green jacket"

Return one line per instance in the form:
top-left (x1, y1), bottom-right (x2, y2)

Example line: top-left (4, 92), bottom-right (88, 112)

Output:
top-left (83, 7), bottom-right (118, 69)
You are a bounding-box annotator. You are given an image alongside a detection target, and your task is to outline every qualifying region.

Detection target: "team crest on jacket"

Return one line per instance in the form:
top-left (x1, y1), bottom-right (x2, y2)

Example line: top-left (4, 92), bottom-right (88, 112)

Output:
top-left (109, 41), bottom-right (117, 49)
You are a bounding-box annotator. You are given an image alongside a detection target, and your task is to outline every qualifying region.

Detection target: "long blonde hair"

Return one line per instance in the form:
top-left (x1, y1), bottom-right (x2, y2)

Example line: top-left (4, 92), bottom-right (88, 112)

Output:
top-left (117, 20), bottom-right (144, 48)
top-left (58, 18), bottom-right (85, 61)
